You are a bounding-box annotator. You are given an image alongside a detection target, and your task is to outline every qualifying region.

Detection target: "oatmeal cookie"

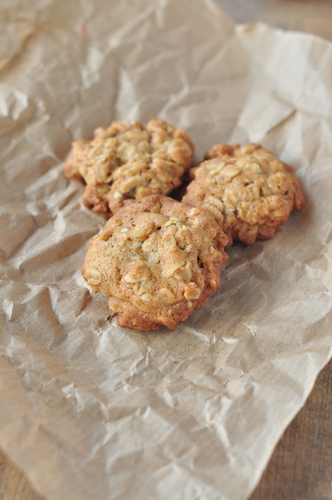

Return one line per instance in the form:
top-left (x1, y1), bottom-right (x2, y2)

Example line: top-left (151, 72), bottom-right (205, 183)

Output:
top-left (182, 143), bottom-right (305, 247)
top-left (65, 117), bottom-right (194, 216)
top-left (81, 195), bottom-right (228, 330)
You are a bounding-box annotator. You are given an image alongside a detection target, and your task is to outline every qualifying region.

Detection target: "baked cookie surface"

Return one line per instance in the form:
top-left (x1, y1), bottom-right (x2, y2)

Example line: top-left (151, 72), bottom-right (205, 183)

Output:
top-left (182, 144), bottom-right (305, 247)
top-left (65, 118), bottom-right (194, 216)
top-left (81, 195), bottom-right (228, 330)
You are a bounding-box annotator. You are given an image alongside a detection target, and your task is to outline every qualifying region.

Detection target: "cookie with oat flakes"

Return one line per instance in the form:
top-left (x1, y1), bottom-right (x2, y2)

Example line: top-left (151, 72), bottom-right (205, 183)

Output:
top-left (182, 143), bottom-right (305, 248)
top-left (81, 195), bottom-right (228, 331)
top-left (65, 117), bottom-right (194, 217)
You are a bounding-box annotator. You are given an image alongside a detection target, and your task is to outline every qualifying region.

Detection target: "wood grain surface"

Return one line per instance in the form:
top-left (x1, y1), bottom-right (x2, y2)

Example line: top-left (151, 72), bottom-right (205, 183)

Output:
top-left (1, 1), bottom-right (332, 499)
top-left (219, 0), bottom-right (332, 41)
top-left (249, 358), bottom-right (332, 500)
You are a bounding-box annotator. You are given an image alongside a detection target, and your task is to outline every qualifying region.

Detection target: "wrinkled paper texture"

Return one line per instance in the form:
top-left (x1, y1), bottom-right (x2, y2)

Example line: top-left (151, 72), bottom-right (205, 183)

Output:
top-left (1, 1), bottom-right (332, 499)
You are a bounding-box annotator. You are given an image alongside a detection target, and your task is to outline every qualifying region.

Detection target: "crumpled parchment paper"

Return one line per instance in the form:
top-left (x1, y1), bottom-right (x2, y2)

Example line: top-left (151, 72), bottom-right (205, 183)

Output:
top-left (1, 1), bottom-right (332, 499)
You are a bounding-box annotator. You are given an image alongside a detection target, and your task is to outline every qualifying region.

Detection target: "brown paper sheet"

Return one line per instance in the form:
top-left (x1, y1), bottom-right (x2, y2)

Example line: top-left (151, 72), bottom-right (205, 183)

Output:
top-left (1, 1), bottom-right (332, 499)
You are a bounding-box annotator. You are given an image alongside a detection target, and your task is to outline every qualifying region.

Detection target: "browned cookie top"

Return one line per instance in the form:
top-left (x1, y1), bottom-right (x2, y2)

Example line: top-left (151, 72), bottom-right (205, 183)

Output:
top-left (182, 144), bottom-right (305, 247)
top-left (81, 195), bottom-right (228, 331)
top-left (65, 117), bottom-right (194, 216)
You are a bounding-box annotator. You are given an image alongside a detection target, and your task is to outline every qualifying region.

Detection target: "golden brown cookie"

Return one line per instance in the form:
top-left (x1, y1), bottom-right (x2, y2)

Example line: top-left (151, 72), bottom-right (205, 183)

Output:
top-left (81, 195), bottom-right (228, 330)
top-left (65, 117), bottom-right (194, 217)
top-left (182, 143), bottom-right (305, 247)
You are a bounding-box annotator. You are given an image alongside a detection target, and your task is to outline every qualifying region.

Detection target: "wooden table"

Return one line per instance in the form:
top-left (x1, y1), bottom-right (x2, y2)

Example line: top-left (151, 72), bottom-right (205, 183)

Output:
top-left (1, 1), bottom-right (332, 499)
top-left (219, 0), bottom-right (332, 42)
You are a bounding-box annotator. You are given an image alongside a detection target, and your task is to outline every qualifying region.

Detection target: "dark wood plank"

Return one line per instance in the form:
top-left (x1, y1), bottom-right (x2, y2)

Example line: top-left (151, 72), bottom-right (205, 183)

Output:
top-left (249, 358), bottom-right (332, 500)
top-left (218, 0), bottom-right (332, 41)
top-left (0, 451), bottom-right (44, 500)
